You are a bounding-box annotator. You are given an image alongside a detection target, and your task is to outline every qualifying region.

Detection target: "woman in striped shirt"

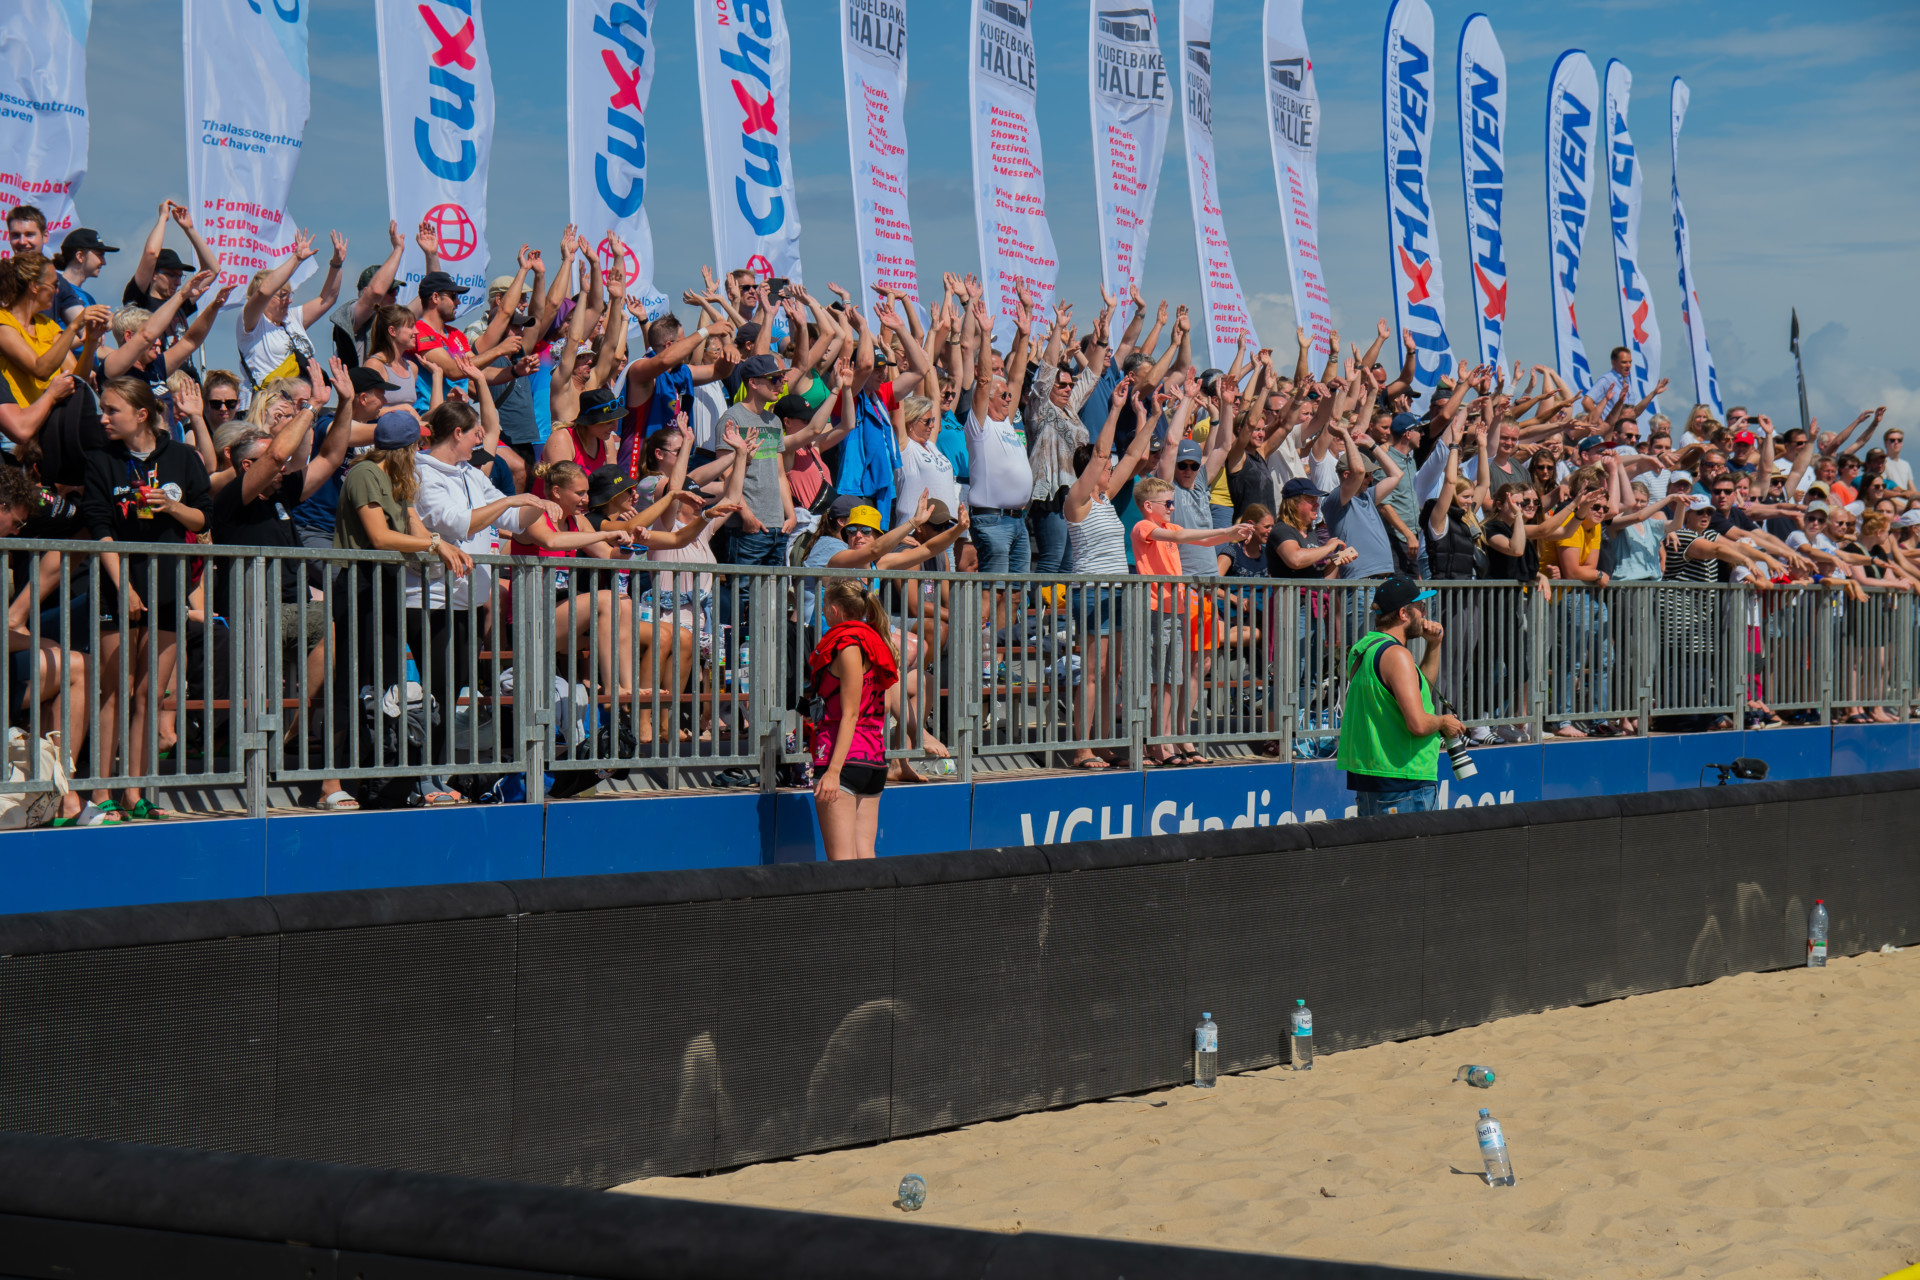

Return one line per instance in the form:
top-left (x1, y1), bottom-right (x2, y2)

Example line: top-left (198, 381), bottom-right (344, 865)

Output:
top-left (1062, 377), bottom-right (1155, 769)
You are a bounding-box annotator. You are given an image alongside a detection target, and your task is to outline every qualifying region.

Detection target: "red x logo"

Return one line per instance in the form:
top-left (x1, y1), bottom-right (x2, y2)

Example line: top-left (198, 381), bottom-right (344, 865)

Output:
top-left (1473, 263), bottom-right (1507, 322)
top-left (1397, 246), bottom-right (1432, 306)
top-left (732, 81), bottom-right (778, 136)
top-left (1630, 298), bottom-right (1650, 344)
top-left (1567, 302), bottom-right (1579, 332)
top-left (419, 5), bottom-right (476, 71)
top-left (602, 50), bottom-right (642, 111)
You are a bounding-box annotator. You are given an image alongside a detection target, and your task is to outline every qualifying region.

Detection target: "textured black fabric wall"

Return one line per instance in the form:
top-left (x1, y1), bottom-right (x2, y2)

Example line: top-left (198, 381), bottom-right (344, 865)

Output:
top-left (0, 775), bottom-right (1913, 1190)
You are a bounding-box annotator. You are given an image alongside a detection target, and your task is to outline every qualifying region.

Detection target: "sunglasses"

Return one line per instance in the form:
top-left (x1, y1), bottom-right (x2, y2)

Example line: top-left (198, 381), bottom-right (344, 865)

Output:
top-left (1176, 461), bottom-right (1201, 471)
top-left (206, 397), bottom-right (238, 410)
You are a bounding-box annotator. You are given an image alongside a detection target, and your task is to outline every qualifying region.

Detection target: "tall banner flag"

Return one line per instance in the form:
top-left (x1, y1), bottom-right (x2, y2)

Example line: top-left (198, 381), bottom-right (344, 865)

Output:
top-left (377, 0), bottom-right (494, 295)
top-left (1669, 78), bottom-right (1721, 417)
top-left (969, 0), bottom-right (1059, 349)
top-left (1090, 1), bottom-right (1171, 333)
top-left (1262, 0), bottom-right (1332, 360)
top-left (1381, 0), bottom-right (1451, 397)
top-left (1603, 60), bottom-right (1661, 410)
top-left (571, 1), bottom-right (667, 317)
top-left (0, 0), bottom-right (90, 256)
top-left (1456, 14), bottom-right (1506, 371)
top-left (1178, 0), bottom-right (1255, 367)
top-left (1544, 50), bottom-right (1599, 394)
top-left (183, 0), bottom-right (314, 301)
top-left (842, 0), bottom-right (918, 309)
top-left (695, 0), bottom-right (802, 282)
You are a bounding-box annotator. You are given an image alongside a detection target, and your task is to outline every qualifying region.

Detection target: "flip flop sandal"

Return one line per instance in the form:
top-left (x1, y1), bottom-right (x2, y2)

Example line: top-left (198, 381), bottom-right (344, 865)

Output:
top-left (316, 791), bottom-right (362, 811)
top-left (122, 800), bottom-right (174, 821)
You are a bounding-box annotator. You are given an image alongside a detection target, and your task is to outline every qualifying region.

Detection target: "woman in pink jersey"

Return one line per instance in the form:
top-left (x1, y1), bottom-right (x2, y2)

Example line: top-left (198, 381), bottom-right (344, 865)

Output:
top-left (808, 579), bottom-right (900, 860)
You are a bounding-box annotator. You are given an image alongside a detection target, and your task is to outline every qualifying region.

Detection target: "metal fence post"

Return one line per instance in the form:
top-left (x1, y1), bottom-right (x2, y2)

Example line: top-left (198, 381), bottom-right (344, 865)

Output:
top-left (1635, 584), bottom-right (1655, 734)
top-left (754, 569), bottom-right (781, 795)
top-left (1817, 584), bottom-right (1834, 726)
top-left (1276, 586), bottom-right (1299, 760)
top-left (517, 563), bottom-right (551, 805)
top-left (1899, 590), bottom-right (1915, 720)
top-left (952, 582), bottom-right (978, 786)
top-left (1529, 586), bottom-right (1549, 741)
top-left (1125, 579), bottom-right (1148, 767)
top-left (240, 555), bottom-right (272, 819)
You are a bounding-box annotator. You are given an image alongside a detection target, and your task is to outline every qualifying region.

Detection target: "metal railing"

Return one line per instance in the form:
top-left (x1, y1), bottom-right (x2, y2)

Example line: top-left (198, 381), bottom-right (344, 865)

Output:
top-left (3, 540), bottom-right (1915, 811)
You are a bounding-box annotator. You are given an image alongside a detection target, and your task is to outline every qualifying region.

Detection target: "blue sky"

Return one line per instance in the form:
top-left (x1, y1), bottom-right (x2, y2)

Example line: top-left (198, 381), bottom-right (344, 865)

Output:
top-left (77, 0), bottom-right (1919, 428)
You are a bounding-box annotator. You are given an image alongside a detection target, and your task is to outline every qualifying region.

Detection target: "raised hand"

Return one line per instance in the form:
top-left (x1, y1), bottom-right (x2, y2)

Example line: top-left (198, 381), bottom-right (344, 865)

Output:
top-left (169, 201), bottom-right (195, 231)
top-left (183, 268), bottom-right (218, 301)
top-left (1297, 324), bottom-right (1308, 349)
top-left (173, 376), bottom-right (202, 419)
top-left (1013, 277), bottom-right (1034, 312)
top-left (1129, 280), bottom-right (1146, 310)
top-left (328, 230), bottom-right (348, 267)
top-left (415, 220), bottom-right (438, 258)
top-left (291, 229), bottom-right (317, 262)
top-left (559, 224), bottom-right (581, 257)
top-left (387, 219), bottom-right (403, 250)
top-left (1377, 317), bottom-right (1391, 341)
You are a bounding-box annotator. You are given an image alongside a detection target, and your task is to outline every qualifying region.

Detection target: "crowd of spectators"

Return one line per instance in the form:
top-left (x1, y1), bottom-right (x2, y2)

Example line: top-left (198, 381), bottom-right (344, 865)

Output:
top-left (1, 197), bottom-right (1910, 819)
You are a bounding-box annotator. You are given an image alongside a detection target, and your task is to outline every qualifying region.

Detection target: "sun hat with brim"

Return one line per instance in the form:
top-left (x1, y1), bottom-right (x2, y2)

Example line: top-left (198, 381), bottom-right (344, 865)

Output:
top-left (845, 504), bottom-right (884, 534)
top-left (586, 466), bottom-right (636, 510)
top-left (576, 387), bottom-right (625, 426)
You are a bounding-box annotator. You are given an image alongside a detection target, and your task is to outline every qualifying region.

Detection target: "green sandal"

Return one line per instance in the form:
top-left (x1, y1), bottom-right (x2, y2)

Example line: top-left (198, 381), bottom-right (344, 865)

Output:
top-left (51, 802), bottom-right (127, 828)
top-left (121, 799), bottom-right (175, 821)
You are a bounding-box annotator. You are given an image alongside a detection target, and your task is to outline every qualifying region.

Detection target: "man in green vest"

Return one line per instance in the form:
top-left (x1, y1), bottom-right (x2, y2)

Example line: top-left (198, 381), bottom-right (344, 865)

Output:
top-left (1337, 574), bottom-right (1464, 816)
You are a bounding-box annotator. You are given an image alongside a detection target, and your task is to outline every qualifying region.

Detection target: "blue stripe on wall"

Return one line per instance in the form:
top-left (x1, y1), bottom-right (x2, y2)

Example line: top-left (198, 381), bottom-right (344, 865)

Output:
top-left (0, 729), bottom-right (1879, 915)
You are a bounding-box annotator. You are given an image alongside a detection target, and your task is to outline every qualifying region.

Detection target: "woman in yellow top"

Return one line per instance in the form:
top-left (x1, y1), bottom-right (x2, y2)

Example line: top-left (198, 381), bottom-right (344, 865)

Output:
top-left (0, 252), bottom-right (108, 406)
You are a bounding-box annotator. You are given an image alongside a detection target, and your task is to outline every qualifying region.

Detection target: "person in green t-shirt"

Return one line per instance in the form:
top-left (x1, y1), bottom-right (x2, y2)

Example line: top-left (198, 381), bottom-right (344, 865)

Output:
top-left (1336, 574), bottom-right (1463, 816)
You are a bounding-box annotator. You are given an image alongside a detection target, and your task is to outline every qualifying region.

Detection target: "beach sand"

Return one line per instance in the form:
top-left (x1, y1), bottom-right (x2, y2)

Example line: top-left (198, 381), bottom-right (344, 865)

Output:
top-left (617, 948), bottom-right (1920, 1278)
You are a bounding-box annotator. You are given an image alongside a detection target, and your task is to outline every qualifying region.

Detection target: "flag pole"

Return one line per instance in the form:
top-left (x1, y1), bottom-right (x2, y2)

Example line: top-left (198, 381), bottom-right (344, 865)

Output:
top-left (1790, 308), bottom-right (1812, 437)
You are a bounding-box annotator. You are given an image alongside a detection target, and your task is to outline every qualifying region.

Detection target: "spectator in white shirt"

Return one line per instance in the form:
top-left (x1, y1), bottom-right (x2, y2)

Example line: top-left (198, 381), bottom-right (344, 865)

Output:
top-left (237, 229), bottom-right (346, 388)
top-left (962, 290), bottom-right (1035, 573)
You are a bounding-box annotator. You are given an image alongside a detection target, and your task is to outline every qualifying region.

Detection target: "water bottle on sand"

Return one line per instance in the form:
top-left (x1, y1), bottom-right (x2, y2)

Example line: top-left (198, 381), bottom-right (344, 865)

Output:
top-left (1454, 1065), bottom-right (1495, 1088)
top-left (897, 1173), bottom-right (926, 1211)
top-left (1290, 999), bottom-right (1313, 1070)
top-left (1808, 900), bottom-right (1828, 968)
top-left (1476, 1109), bottom-right (1515, 1186)
top-left (1193, 1012), bottom-right (1218, 1088)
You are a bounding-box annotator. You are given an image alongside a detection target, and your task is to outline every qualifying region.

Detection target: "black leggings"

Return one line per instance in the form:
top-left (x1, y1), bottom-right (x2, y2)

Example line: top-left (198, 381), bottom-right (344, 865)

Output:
top-left (330, 565), bottom-right (477, 770)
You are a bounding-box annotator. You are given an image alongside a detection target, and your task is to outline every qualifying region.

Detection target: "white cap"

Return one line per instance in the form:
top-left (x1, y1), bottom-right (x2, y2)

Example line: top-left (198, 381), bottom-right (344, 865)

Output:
top-left (1846, 500), bottom-right (1865, 516)
top-left (1686, 494), bottom-right (1712, 511)
top-left (1896, 510), bottom-right (1920, 528)
top-left (1772, 456), bottom-right (1793, 473)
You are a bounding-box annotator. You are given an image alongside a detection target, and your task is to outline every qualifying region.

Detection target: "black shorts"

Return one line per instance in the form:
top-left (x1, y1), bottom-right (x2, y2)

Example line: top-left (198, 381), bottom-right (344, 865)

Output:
top-left (839, 762), bottom-right (887, 797)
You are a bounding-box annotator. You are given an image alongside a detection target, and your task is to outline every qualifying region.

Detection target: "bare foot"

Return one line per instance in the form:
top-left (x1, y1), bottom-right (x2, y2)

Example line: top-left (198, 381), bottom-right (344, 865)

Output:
top-left (1552, 724), bottom-right (1587, 739)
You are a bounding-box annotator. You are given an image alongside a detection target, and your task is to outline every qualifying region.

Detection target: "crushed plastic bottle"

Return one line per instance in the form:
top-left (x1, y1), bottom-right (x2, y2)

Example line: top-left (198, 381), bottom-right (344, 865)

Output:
top-left (1290, 999), bottom-right (1313, 1070)
top-left (1476, 1108), bottom-right (1515, 1186)
top-left (897, 1173), bottom-right (926, 1211)
top-left (1808, 899), bottom-right (1828, 968)
top-left (1453, 1065), bottom-right (1496, 1088)
top-left (1193, 1012), bottom-right (1218, 1088)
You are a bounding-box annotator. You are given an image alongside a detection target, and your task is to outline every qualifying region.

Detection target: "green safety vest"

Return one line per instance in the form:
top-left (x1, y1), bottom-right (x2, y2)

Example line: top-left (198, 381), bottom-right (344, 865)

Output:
top-left (1336, 630), bottom-right (1441, 783)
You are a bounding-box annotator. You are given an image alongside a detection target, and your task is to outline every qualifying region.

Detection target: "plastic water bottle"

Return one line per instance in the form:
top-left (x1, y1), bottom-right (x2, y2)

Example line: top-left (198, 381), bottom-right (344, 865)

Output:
top-left (1193, 1012), bottom-right (1218, 1088)
top-left (1808, 899), bottom-right (1828, 968)
top-left (1454, 1065), bottom-right (1496, 1088)
top-left (1290, 999), bottom-right (1313, 1070)
top-left (897, 1173), bottom-right (926, 1211)
top-left (1476, 1109), bottom-right (1515, 1186)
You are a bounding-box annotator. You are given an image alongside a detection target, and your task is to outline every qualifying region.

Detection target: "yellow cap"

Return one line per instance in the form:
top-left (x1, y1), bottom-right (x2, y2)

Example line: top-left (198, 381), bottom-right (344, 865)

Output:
top-left (846, 505), bottom-right (884, 533)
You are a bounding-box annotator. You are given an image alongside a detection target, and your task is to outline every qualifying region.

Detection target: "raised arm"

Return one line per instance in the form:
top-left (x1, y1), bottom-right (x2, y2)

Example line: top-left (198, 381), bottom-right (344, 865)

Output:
top-left (297, 231), bottom-right (348, 328)
top-left (241, 228), bottom-right (315, 331)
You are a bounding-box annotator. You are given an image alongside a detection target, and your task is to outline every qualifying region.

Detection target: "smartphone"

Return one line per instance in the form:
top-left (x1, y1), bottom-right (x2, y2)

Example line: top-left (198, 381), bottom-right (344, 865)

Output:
top-left (765, 277), bottom-right (790, 301)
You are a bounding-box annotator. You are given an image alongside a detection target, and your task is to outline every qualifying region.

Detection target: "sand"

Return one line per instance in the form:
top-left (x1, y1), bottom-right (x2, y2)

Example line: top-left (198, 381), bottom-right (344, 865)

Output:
top-left (617, 948), bottom-right (1920, 1279)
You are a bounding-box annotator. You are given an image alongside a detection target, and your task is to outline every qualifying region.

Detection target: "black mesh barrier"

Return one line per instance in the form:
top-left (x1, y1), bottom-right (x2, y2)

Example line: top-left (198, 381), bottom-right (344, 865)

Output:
top-left (1615, 809), bottom-right (1717, 996)
top-left (0, 772), bottom-right (1914, 1208)
top-left (1708, 800), bottom-right (1793, 975)
top-left (1787, 792), bottom-right (1866, 956)
top-left (508, 902), bottom-right (727, 1185)
top-left (709, 891), bottom-right (898, 1169)
top-left (273, 918), bottom-right (517, 1177)
top-left (1041, 858), bottom-right (1192, 1105)
top-left (888, 875), bottom-right (1051, 1138)
top-left (1420, 824), bottom-right (1531, 1034)
top-left (0, 936), bottom-right (278, 1157)
top-left (1307, 832), bottom-right (1428, 1052)
top-left (1523, 814), bottom-right (1624, 1010)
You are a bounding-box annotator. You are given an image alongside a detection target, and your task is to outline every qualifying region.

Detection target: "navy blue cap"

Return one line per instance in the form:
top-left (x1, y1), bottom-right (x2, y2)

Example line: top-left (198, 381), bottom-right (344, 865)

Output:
top-left (372, 409), bottom-right (421, 450)
top-left (1390, 413), bottom-right (1422, 436)
top-left (1578, 434), bottom-right (1606, 451)
top-left (1281, 477), bottom-right (1324, 500)
top-left (736, 352), bottom-right (783, 381)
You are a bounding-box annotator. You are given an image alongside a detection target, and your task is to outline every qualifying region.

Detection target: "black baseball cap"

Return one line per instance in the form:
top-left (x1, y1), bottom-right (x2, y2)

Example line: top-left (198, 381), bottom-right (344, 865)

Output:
top-left (576, 386), bottom-right (624, 425)
top-left (59, 228), bottom-right (117, 256)
top-left (734, 321), bottom-right (762, 347)
top-left (417, 270), bottom-right (469, 300)
top-left (152, 247), bottom-right (190, 274)
top-left (348, 366), bottom-right (401, 395)
top-left (586, 465), bottom-right (636, 510)
top-left (770, 392), bottom-right (812, 421)
top-left (736, 353), bottom-right (783, 382)
top-left (1373, 573), bottom-right (1436, 617)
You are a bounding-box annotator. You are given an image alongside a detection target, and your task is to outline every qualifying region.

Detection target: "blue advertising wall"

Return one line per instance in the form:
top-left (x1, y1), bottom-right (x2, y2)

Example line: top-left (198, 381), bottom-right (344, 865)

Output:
top-left (0, 724), bottom-right (1904, 916)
